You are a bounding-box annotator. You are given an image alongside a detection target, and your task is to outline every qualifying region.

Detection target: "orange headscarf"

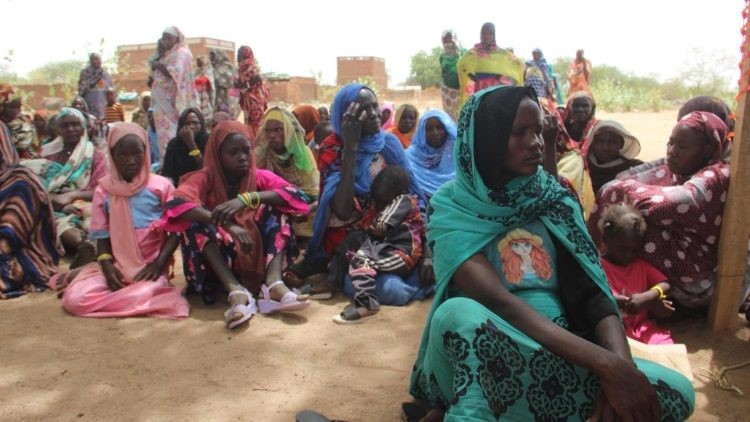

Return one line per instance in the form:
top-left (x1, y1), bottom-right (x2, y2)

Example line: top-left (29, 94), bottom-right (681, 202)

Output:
top-left (292, 105), bottom-right (321, 143)
top-left (174, 120), bottom-right (265, 289)
top-left (99, 122), bottom-right (153, 282)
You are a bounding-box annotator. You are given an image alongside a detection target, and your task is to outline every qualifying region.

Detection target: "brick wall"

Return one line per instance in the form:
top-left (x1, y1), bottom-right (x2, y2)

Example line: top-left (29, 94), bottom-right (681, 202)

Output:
top-left (336, 57), bottom-right (387, 90)
top-left (267, 77), bottom-right (318, 104)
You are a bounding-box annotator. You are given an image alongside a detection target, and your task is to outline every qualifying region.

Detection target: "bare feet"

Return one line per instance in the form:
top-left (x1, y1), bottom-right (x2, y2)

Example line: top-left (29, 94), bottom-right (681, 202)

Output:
top-left (268, 280), bottom-right (309, 302)
top-left (70, 241), bottom-right (96, 269)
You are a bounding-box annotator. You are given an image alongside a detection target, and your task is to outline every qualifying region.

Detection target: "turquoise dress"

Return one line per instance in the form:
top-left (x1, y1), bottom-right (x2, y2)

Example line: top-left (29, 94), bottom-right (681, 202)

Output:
top-left (410, 221), bottom-right (694, 421)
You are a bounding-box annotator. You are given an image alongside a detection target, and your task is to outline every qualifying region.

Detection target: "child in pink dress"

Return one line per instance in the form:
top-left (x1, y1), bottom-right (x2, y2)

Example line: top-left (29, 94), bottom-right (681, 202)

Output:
top-left (598, 203), bottom-right (674, 344)
top-left (54, 122), bottom-right (189, 319)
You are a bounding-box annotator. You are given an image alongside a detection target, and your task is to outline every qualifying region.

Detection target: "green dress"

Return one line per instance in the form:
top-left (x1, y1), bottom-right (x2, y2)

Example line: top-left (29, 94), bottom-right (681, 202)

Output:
top-left (409, 221), bottom-right (694, 421)
top-left (408, 86), bottom-right (694, 421)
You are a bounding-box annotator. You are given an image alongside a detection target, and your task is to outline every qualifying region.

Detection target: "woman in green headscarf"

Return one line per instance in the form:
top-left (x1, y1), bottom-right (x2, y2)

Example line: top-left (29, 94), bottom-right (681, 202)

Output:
top-left (255, 107), bottom-right (318, 238)
top-left (407, 86), bottom-right (694, 421)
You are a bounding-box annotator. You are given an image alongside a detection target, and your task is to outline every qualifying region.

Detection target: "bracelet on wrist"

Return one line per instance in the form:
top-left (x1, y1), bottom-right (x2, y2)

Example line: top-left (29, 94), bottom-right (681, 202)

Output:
top-left (188, 149), bottom-right (202, 157)
top-left (650, 285), bottom-right (667, 300)
top-left (237, 192), bottom-right (250, 206)
top-left (97, 253), bottom-right (114, 263)
top-left (249, 192), bottom-right (261, 209)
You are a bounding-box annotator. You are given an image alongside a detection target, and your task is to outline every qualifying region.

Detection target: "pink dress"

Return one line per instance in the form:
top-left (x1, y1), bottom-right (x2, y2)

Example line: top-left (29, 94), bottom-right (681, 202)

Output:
top-left (601, 257), bottom-right (673, 344)
top-left (60, 175), bottom-right (189, 319)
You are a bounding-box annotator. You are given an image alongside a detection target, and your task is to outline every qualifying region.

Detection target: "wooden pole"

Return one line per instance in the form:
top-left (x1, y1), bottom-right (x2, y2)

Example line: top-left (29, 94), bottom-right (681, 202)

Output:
top-left (708, 4), bottom-right (750, 331)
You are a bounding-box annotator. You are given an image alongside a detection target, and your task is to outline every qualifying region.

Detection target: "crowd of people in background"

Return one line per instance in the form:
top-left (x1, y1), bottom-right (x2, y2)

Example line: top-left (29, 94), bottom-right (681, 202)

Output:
top-left (2, 21), bottom-right (748, 421)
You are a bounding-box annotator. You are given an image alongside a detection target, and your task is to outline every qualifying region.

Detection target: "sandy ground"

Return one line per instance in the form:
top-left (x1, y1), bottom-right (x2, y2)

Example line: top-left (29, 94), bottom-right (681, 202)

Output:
top-left (2, 111), bottom-right (749, 421)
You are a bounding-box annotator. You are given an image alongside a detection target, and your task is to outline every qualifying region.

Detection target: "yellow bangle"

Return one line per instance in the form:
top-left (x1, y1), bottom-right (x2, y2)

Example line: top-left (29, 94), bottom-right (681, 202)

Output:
top-left (650, 285), bottom-right (667, 300)
top-left (188, 149), bottom-right (201, 157)
top-left (97, 253), bottom-right (113, 262)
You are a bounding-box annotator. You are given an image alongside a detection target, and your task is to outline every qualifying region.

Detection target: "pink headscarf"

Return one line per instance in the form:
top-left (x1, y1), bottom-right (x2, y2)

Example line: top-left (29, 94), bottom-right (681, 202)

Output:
top-left (99, 122), bottom-right (153, 282)
top-left (380, 102), bottom-right (395, 130)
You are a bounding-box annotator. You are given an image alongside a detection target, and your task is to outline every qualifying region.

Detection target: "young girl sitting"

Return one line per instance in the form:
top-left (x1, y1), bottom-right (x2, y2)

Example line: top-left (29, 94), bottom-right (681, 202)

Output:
top-left (165, 120), bottom-right (310, 329)
top-left (598, 203), bottom-right (674, 344)
top-left (334, 166), bottom-right (424, 324)
top-left (55, 122), bottom-right (189, 319)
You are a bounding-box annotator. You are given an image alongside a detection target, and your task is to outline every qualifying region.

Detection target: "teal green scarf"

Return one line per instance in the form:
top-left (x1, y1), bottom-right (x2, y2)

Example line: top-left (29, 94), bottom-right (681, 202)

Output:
top-left (413, 85), bottom-right (616, 373)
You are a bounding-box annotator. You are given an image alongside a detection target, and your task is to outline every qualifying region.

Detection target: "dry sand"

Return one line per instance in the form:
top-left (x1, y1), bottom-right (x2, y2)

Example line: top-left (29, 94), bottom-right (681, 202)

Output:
top-left (2, 111), bottom-right (749, 421)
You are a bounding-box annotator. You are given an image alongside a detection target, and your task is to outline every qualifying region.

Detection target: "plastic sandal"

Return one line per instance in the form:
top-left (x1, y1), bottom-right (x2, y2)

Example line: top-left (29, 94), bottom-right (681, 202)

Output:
top-left (332, 304), bottom-right (377, 325)
top-left (258, 280), bottom-right (310, 314)
top-left (224, 288), bottom-right (257, 329)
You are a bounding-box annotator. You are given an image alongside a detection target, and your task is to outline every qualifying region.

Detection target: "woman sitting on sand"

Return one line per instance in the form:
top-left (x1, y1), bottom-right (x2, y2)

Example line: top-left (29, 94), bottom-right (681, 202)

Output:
top-left (255, 107), bottom-right (319, 241)
top-left (589, 111), bottom-right (731, 310)
top-left (21, 107), bottom-right (108, 268)
top-left (0, 98), bottom-right (62, 299)
top-left (407, 85), bottom-right (694, 421)
top-left (405, 109), bottom-right (457, 200)
top-left (165, 120), bottom-right (309, 329)
top-left (284, 84), bottom-right (431, 305)
top-left (54, 123), bottom-right (189, 319)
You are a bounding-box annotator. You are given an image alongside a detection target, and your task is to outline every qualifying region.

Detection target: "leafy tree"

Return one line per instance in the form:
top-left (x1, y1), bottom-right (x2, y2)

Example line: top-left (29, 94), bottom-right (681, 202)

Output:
top-left (408, 47), bottom-right (442, 88)
top-left (27, 60), bottom-right (85, 85)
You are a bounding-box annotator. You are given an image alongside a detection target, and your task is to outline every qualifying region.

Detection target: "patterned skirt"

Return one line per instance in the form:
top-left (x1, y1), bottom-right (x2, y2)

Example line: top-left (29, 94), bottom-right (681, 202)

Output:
top-left (410, 294), bottom-right (694, 421)
top-left (440, 84), bottom-right (460, 123)
top-left (179, 206), bottom-right (298, 300)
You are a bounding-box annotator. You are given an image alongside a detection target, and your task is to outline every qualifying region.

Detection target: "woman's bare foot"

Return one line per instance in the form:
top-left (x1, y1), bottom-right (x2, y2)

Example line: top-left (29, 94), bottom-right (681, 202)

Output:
top-left (225, 288), bottom-right (253, 326)
top-left (70, 241), bottom-right (95, 269)
top-left (268, 281), bottom-right (309, 302)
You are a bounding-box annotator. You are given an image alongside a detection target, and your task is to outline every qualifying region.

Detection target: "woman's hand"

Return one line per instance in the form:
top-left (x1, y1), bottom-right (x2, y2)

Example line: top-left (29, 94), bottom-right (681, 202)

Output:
top-left (101, 260), bottom-right (126, 291)
top-left (625, 292), bottom-right (653, 314)
top-left (178, 125), bottom-right (197, 150)
top-left (212, 198), bottom-right (245, 227)
top-left (542, 113), bottom-right (560, 148)
top-left (132, 262), bottom-right (163, 282)
top-left (419, 258), bottom-right (435, 287)
top-left (648, 299), bottom-right (675, 319)
top-left (227, 224), bottom-right (253, 253)
top-left (51, 193), bottom-right (73, 211)
top-left (341, 102), bottom-right (364, 150)
top-left (591, 356), bottom-right (661, 421)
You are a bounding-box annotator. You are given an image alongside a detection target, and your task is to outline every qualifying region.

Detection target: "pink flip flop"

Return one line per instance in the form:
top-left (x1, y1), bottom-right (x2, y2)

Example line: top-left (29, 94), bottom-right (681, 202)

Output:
top-left (224, 288), bottom-right (257, 329)
top-left (258, 280), bottom-right (310, 314)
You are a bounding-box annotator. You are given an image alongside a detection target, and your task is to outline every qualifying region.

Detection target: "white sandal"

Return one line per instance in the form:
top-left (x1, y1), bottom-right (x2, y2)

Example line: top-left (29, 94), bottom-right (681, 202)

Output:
top-left (224, 288), bottom-right (257, 329)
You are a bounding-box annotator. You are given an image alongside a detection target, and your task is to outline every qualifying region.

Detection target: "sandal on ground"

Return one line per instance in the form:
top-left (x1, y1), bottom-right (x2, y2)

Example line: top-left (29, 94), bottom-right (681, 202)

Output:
top-left (224, 288), bottom-right (257, 329)
top-left (332, 304), bottom-right (377, 325)
top-left (258, 280), bottom-right (310, 314)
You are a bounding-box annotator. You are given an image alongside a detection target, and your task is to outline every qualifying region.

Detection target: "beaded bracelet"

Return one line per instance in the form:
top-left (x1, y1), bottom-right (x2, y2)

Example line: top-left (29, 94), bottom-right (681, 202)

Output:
top-left (97, 253), bottom-right (113, 262)
top-left (650, 285), bottom-right (667, 300)
top-left (188, 149), bottom-right (202, 157)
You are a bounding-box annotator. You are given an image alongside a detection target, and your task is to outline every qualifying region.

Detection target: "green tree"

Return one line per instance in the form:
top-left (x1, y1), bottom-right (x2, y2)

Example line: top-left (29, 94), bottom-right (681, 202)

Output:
top-left (408, 47), bottom-right (442, 88)
top-left (27, 59), bottom-right (86, 102)
top-left (27, 60), bottom-right (85, 85)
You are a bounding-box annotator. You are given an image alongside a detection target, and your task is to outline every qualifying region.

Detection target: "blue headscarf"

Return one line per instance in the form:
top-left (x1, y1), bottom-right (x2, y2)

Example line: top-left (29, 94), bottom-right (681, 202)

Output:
top-left (405, 109), bottom-right (457, 196)
top-left (307, 84), bottom-right (425, 260)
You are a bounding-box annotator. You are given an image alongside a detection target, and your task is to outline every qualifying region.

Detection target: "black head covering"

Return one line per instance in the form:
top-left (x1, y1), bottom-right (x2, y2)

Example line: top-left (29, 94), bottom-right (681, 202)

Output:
top-left (473, 86), bottom-right (539, 189)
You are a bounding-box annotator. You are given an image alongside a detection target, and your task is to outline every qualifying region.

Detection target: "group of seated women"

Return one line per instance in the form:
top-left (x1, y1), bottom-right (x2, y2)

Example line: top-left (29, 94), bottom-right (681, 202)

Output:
top-left (1, 76), bottom-right (744, 420)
